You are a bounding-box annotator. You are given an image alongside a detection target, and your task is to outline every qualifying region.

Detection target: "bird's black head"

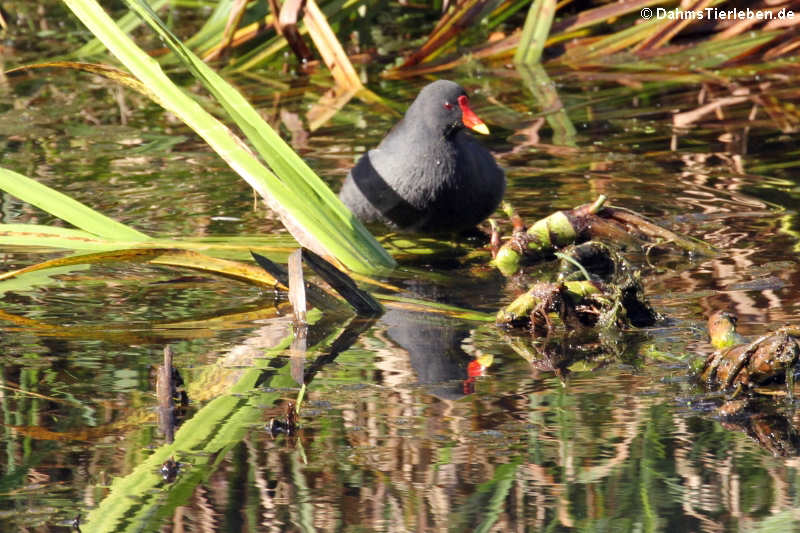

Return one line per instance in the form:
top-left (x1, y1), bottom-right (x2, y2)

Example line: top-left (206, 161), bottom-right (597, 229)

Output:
top-left (406, 80), bottom-right (490, 137)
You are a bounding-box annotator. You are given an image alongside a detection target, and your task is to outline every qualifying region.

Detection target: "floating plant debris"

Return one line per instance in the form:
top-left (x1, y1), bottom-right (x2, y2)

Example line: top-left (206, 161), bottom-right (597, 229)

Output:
top-left (700, 312), bottom-right (800, 395)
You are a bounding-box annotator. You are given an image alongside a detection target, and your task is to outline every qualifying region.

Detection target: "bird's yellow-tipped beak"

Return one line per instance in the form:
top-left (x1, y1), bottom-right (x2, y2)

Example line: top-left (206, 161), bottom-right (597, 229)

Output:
top-left (458, 94), bottom-right (490, 135)
top-left (470, 122), bottom-right (490, 135)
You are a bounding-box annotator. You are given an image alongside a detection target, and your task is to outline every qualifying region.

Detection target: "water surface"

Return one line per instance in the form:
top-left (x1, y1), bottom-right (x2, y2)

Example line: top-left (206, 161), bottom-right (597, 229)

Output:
top-left (2, 42), bottom-right (800, 532)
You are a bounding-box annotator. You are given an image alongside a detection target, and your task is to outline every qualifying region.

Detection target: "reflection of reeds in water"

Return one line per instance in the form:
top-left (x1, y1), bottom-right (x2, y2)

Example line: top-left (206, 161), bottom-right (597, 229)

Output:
top-left (138, 372), bottom-right (798, 531)
top-left (9, 345), bottom-right (798, 530)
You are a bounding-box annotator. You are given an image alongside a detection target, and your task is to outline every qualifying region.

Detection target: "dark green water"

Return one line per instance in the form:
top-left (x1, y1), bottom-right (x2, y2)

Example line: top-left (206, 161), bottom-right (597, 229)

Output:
top-left (3, 18), bottom-right (800, 533)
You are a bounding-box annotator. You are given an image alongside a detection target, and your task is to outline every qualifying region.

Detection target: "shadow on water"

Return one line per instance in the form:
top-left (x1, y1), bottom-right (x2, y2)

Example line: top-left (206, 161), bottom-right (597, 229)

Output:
top-left (4, 40), bottom-right (800, 533)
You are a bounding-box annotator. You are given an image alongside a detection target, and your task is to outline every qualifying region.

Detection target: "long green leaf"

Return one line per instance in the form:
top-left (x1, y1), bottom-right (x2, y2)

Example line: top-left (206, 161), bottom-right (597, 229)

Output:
top-left (514, 0), bottom-right (556, 64)
top-left (62, 0), bottom-right (395, 274)
top-left (0, 167), bottom-right (151, 241)
top-left (71, 0), bottom-right (170, 57)
top-left (123, 0), bottom-right (390, 268)
top-left (0, 224), bottom-right (123, 251)
top-left (0, 223), bottom-right (300, 263)
top-left (0, 247), bottom-right (282, 287)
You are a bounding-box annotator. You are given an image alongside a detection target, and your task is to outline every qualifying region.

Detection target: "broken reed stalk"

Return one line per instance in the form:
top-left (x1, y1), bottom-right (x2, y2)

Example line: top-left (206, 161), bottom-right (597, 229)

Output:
top-left (492, 195), bottom-right (715, 275)
top-left (493, 195), bottom-right (608, 275)
top-left (157, 345), bottom-right (176, 443)
top-left (496, 280), bottom-right (601, 327)
top-left (288, 248), bottom-right (308, 324)
top-left (251, 249), bottom-right (382, 316)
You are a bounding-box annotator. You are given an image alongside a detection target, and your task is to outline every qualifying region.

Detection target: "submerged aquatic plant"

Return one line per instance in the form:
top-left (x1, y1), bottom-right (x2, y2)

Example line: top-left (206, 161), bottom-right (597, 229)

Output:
top-left (496, 241), bottom-right (658, 334)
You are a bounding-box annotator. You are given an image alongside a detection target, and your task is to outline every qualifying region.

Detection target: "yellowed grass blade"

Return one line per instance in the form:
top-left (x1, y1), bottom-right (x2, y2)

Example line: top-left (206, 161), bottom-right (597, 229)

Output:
top-left (0, 305), bottom-right (286, 343)
top-left (307, 85), bottom-right (358, 131)
top-left (0, 248), bottom-right (284, 288)
top-left (390, 0), bottom-right (492, 72)
top-left (6, 62), bottom-right (157, 103)
top-left (203, 0), bottom-right (250, 62)
top-left (303, 0), bottom-right (362, 90)
top-left (200, 16), bottom-right (275, 62)
top-left (635, 0), bottom-right (715, 52)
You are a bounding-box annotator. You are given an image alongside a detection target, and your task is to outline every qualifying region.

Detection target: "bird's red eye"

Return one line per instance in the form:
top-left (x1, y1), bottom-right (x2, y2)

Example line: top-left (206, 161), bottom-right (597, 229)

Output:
top-left (443, 101), bottom-right (454, 110)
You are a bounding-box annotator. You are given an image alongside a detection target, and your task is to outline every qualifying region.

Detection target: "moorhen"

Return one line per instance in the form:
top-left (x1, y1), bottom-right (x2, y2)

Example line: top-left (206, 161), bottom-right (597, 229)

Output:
top-left (339, 80), bottom-right (505, 233)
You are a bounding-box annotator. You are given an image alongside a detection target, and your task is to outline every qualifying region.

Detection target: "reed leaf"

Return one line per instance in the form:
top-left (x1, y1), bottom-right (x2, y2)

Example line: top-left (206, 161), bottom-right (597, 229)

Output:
top-left (122, 0), bottom-right (393, 272)
top-left (6, 61), bottom-right (155, 100)
top-left (0, 305), bottom-right (286, 342)
top-left (0, 248), bottom-right (283, 288)
top-left (224, 28), bottom-right (289, 72)
top-left (375, 294), bottom-right (494, 322)
top-left (638, 30), bottom-right (784, 69)
top-left (0, 224), bottom-right (124, 251)
top-left (71, 0), bottom-right (170, 57)
top-left (561, 17), bottom-right (668, 62)
top-left (0, 222), bottom-right (299, 262)
top-left (61, 0), bottom-right (394, 274)
top-left (635, 0), bottom-right (715, 52)
top-left (550, 0), bottom-right (672, 35)
top-left (0, 167), bottom-right (151, 242)
top-left (514, 0), bottom-right (556, 64)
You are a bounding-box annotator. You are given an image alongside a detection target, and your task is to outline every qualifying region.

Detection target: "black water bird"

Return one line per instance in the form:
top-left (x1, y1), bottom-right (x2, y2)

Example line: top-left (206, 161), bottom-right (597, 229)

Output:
top-left (339, 80), bottom-right (505, 233)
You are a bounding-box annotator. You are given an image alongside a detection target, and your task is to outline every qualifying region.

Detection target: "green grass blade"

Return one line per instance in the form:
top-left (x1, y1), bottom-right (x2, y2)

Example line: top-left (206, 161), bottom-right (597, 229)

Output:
top-left (225, 32), bottom-right (289, 72)
top-left (563, 17), bottom-right (667, 62)
top-left (62, 0), bottom-right (394, 274)
top-left (376, 294), bottom-right (495, 322)
top-left (0, 224), bottom-right (126, 251)
top-left (0, 247), bottom-right (282, 287)
top-left (71, 0), bottom-right (170, 57)
top-left (550, 0), bottom-right (672, 35)
top-left (121, 0), bottom-right (394, 271)
top-left (641, 30), bottom-right (783, 69)
top-left (0, 167), bottom-right (151, 241)
top-left (181, 0), bottom-right (238, 54)
top-left (515, 0), bottom-right (556, 64)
